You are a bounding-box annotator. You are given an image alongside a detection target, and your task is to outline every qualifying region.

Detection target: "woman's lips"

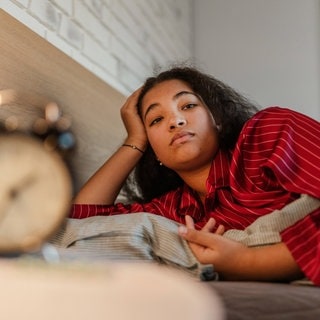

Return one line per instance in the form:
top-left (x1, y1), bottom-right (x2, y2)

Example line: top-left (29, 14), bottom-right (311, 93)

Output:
top-left (170, 132), bottom-right (194, 145)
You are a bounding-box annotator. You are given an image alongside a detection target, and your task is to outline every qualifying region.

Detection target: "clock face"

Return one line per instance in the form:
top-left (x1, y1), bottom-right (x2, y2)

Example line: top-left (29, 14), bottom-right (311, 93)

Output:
top-left (0, 134), bottom-right (72, 253)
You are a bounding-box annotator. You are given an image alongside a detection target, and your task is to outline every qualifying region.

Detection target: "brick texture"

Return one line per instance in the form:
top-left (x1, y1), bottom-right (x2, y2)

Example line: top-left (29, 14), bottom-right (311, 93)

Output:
top-left (1, 0), bottom-right (193, 95)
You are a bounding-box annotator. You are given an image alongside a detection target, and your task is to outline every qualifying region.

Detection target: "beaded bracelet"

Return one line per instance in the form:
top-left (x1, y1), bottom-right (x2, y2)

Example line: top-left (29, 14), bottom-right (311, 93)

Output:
top-left (122, 143), bottom-right (144, 154)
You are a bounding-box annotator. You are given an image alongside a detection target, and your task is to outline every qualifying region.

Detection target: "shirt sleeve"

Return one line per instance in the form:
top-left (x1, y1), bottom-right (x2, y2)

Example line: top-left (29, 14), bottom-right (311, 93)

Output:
top-left (247, 107), bottom-right (320, 198)
top-left (250, 107), bottom-right (320, 284)
top-left (281, 209), bottom-right (320, 285)
top-left (69, 187), bottom-right (188, 224)
top-left (70, 202), bottom-right (152, 219)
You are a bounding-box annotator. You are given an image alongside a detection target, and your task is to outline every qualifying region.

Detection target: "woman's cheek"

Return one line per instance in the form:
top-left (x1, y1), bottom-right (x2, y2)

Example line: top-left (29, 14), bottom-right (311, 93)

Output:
top-left (146, 130), bottom-right (158, 148)
top-left (148, 131), bottom-right (166, 155)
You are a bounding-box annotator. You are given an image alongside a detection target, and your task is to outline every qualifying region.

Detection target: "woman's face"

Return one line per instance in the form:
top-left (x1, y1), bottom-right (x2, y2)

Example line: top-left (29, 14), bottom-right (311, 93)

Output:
top-left (141, 79), bottom-right (220, 174)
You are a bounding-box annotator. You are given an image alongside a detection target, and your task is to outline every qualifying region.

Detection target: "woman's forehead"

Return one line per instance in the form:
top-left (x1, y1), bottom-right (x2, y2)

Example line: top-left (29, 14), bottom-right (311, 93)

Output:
top-left (142, 80), bottom-right (194, 104)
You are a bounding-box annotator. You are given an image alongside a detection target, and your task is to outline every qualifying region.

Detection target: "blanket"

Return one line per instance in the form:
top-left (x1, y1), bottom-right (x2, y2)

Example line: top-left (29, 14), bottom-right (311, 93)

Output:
top-left (49, 194), bottom-right (320, 281)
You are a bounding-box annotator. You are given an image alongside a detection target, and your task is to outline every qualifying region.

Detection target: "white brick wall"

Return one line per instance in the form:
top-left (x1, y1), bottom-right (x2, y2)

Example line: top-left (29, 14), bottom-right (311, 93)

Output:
top-left (1, 0), bottom-right (194, 95)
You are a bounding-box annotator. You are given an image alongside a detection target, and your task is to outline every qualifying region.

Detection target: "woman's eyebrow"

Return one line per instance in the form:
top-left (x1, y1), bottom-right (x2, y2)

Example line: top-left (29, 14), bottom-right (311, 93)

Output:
top-left (144, 91), bottom-right (198, 120)
top-left (173, 91), bottom-right (198, 100)
top-left (144, 103), bottom-right (159, 120)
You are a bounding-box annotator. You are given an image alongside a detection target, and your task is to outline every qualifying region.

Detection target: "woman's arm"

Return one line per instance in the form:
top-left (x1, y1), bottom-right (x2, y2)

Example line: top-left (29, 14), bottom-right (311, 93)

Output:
top-left (74, 88), bottom-right (147, 205)
top-left (178, 216), bottom-right (303, 282)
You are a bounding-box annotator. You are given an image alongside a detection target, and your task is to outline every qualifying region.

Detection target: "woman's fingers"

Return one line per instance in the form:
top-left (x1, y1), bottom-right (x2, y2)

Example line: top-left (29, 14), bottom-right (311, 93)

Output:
top-left (120, 87), bottom-right (147, 146)
top-left (185, 215), bottom-right (195, 229)
top-left (215, 224), bottom-right (225, 235)
top-left (178, 226), bottom-right (217, 264)
top-left (202, 217), bottom-right (216, 232)
top-left (179, 226), bottom-right (215, 248)
top-left (185, 215), bottom-right (225, 234)
top-left (121, 87), bottom-right (142, 117)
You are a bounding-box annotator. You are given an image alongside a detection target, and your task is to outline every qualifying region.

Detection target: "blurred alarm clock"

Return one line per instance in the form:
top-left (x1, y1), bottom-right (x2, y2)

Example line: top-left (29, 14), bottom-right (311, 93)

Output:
top-left (0, 89), bottom-right (75, 254)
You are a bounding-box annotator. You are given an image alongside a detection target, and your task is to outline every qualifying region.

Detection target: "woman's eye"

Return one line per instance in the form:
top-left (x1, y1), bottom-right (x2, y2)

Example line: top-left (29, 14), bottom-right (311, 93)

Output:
top-left (150, 117), bottom-right (163, 126)
top-left (182, 103), bottom-right (197, 110)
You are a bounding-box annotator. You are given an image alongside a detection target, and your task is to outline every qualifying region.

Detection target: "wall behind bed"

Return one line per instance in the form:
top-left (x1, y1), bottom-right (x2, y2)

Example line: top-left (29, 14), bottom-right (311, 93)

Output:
top-left (1, 0), bottom-right (193, 95)
top-left (194, 0), bottom-right (320, 119)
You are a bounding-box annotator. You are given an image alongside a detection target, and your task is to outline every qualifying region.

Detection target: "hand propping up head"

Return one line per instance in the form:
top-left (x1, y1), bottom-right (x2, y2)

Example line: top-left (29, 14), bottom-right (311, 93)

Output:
top-left (120, 87), bottom-right (148, 150)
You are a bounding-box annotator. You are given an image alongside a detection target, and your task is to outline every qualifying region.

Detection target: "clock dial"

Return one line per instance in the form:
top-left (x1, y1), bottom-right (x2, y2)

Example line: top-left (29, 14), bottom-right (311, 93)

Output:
top-left (0, 134), bottom-right (72, 253)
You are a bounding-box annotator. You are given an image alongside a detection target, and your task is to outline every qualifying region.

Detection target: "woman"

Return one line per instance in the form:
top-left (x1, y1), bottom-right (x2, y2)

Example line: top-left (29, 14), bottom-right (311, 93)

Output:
top-left (71, 67), bottom-right (320, 285)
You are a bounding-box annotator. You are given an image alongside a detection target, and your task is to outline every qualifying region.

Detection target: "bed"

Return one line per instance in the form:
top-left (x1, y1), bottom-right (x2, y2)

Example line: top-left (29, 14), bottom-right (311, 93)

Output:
top-left (0, 9), bottom-right (319, 319)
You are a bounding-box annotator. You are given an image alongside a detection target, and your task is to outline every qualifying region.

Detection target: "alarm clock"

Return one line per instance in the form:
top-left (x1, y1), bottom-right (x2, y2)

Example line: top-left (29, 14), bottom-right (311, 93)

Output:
top-left (0, 89), bottom-right (75, 254)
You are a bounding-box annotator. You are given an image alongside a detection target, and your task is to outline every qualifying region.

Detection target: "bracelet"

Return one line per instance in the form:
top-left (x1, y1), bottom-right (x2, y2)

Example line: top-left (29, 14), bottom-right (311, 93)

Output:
top-left (122, 143), bottom-right (144, 154)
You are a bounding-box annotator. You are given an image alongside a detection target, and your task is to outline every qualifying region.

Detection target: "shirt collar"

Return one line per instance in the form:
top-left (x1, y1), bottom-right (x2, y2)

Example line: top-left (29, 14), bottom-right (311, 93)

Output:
top-left (206, 149), bottom-right (231, 192)
top-left (178, 149), bottom-right (231, 222)
top-left (179, 149), bottom-right (231, 208)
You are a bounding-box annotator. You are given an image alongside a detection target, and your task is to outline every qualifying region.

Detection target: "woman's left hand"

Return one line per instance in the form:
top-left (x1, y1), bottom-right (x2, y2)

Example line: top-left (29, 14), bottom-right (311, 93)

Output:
top-left (178, 215), bottom-right (251, 278)
top-left (178, 215), bottom-right (303, 282)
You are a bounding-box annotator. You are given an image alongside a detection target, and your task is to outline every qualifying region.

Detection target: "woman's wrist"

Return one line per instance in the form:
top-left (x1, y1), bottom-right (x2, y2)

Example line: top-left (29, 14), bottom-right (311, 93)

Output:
top-left (122, 143), bottom-right (144, 154)
top-left (123, 138), bottom-right (147, 153)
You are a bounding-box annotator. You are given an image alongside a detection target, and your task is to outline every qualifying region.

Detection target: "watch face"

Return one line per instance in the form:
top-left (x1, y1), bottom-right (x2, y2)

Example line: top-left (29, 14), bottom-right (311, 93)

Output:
top-left (0, 134), bottom-right (72, 253)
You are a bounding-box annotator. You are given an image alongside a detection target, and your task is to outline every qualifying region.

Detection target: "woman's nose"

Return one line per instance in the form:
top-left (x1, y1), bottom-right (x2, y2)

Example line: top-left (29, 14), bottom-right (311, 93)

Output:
top-left (169, 116), bottom-right (187, 130)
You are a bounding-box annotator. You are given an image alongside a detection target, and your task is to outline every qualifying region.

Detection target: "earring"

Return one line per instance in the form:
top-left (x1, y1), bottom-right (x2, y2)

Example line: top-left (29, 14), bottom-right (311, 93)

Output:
top-left (156, 158), bottom-right (163, 166)
top-left (216, 124), bottom-right (222, 132)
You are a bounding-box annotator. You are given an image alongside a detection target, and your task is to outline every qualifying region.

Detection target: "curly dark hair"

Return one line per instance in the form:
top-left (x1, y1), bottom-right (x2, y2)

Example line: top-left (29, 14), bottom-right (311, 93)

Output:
top-left (123, 66), bottom-right (259, 203)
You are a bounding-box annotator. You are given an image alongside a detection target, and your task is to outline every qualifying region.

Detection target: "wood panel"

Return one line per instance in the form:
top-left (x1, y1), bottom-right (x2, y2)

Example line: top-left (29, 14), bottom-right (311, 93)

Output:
top-left (0, 10), bottom-right (126, 192)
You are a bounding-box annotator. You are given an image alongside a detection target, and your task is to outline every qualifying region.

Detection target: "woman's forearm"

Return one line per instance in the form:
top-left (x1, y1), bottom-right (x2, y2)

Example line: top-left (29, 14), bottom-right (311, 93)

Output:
top-left (73, 87), bottom-right (147, 205)
top-left (223, 242), bottom-right (303, 282)
top-left (73, 143), bottom-right (144, 205)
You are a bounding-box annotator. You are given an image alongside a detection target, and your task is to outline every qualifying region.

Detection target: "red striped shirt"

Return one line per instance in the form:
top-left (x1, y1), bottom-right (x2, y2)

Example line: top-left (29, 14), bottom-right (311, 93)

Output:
top-left (71, 107), bottom-right (320, 285)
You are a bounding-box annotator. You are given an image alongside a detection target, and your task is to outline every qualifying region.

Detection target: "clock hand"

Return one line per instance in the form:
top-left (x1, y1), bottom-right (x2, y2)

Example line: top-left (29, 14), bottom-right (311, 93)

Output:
top-left (0, 174), bottom-right (36, 224)
top-left (9, 174), bottom-right (36, 198)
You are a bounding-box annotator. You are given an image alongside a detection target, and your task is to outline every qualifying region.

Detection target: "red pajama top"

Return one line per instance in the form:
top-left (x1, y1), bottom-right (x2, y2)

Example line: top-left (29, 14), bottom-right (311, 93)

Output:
top-left (70, 107), bottom-right (320, 285)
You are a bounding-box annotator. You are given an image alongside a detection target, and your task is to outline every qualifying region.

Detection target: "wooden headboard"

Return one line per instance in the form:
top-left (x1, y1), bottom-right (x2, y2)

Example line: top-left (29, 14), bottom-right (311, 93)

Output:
top-left (0, 10), bottom-right (126, 193)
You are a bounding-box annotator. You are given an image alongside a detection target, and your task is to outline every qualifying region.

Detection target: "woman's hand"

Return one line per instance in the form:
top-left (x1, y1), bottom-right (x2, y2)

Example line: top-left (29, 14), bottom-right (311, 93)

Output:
top-left (120, 87), bottom-right (147, 150)
top-left (179, 216), bottom-right (250, 279)
top-left (178, 216), bottom-right (303, 282)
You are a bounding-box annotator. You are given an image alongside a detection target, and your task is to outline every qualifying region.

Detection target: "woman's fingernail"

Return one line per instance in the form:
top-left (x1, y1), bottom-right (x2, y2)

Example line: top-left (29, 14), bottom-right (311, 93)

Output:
top-left (178, 225), bottom-right (187, 235)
